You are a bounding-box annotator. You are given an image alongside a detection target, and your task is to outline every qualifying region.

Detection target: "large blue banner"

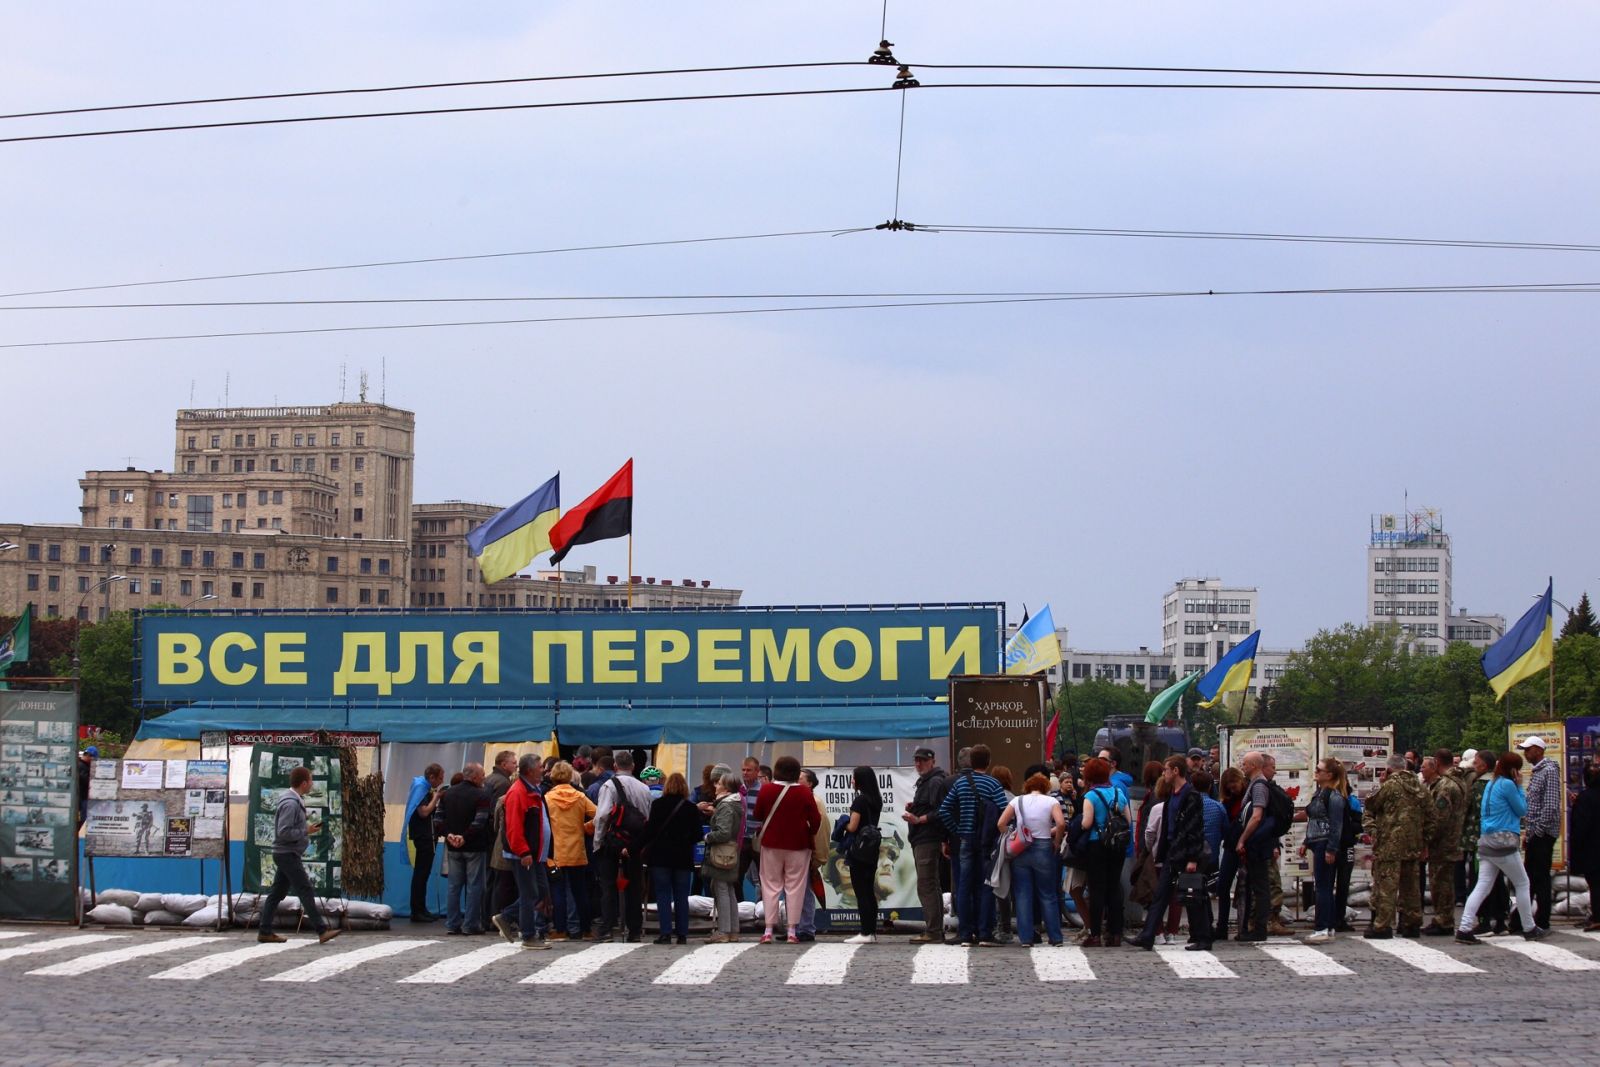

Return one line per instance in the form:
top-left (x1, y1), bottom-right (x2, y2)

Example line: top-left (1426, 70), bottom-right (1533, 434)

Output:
top-left (136, 607), bottom-right (1000, 705)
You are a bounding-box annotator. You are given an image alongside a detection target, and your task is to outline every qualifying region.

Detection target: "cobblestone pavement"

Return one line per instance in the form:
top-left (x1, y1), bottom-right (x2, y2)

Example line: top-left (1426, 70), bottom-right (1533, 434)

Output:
top-left (3, 924), bottom-right (1599, 1066)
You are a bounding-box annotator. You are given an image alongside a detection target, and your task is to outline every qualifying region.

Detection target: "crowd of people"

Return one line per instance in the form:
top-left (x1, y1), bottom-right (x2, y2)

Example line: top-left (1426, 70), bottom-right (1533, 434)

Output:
top-left (395, 735), bottom-right (1600, 951)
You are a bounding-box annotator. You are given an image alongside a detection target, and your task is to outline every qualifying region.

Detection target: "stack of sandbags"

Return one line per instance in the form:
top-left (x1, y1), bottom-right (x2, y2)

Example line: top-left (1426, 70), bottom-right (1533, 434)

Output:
top-left (82, 887), bottom-right (390, 930)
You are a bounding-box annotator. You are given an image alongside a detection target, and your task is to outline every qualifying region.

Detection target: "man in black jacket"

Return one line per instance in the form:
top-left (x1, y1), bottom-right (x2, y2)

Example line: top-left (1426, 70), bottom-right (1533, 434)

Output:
top-left (1131, 756), bottom-right (1215, 951)
top-left (440, 763), bottom-right (492, 934)
top-left (902, 747), bottom-right (948, 942)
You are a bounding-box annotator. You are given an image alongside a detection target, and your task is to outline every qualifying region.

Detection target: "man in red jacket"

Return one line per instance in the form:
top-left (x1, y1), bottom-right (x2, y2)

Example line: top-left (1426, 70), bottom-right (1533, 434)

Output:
top-left (493, 754), bottom-right (552, 950)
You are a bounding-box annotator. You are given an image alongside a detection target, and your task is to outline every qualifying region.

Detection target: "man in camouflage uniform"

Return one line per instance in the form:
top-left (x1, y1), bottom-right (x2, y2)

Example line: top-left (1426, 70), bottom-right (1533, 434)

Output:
top-left (1363, 754), bottom-right (1436, 939)
top-left (1420, 753), bottom-right (1467, 934)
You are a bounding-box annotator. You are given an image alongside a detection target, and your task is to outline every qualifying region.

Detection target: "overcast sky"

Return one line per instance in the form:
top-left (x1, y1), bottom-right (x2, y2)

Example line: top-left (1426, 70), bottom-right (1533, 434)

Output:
top-left (2, 3), bottom-right (1596, 650)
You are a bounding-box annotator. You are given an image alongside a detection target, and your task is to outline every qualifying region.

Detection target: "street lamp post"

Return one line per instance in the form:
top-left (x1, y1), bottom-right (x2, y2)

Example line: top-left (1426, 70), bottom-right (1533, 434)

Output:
top-left (183, 593), bottom-right (218, 609)
top-left (73, 575), bottom-right (126, 693)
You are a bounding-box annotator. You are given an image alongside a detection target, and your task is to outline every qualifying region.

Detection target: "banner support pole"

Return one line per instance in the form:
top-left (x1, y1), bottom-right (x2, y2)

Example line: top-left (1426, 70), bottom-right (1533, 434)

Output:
top-left (627, 535), bottom-right (633, 611)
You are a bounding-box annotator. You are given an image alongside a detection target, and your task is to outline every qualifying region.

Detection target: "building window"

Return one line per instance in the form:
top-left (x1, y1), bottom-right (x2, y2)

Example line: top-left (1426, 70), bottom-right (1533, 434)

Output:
top-left (208, 459), bottom-right (220, 473)
top-left (272, 491), bottom-right (283, 505)
top-left (45, 544), bottom-right (60, 562)
top-left (107, 488), bottom-right (118, 503)
top-left (353, 482), bottom-right (364, 497)
top-left (201, 580), bottom-right (215, 597)
top-left (326, 557), bottom-right (339, 573)
top-left (129, 547), bottom-right (142, 565)
top-left (231, 551), bottom-right (245, 568)
top-left (187, 435), bottom-right (196, 449)
top-left (325, 586), bottom-right (338, 604)
top-left (247, 434), bottom-right (256, 447)
top-left (377, 588), bottom-right (390, 605)
top-left (378, 558), bottom-right (390, 575)
top-left (354, 432), bottom-right (364, 446)
top-left (209, 434), bottom-right (220, 448)
top-left (150, 579), bottom-right (162, 596)
top-left (305, 457), bottom-right (316, 473)
top-left (306, 434), bottom-right (316, 448)
top-left (180, 579), bottom-right (193, 596)
top-left (150, 548), bottom-right (163, 566)
top-left (269, 434), bottom-right (279, 447)
top-left (180, 549), bottom-right (194, 567)
top-left (221, 519), bottom-right (232, 533)
top-left (354, 457), bottom-right (364, 471)
top-left (128, 579), bottom-right (141, 594)
top-left (185, 460), bottom-right (196, 473)
top-left (271, 518), bottom-right (282, 530)
top-left (233, 434), bottom-right (243, 447)
top-left (47, 575), bottom-right (60, 592)
top-left (292, 457), bottom-right (303, 472)
top-left (293, 433), bottom-right (303, 447)
top-left (269, 458), bottom-right (280, 471)
top-left (77, 576), bottom-right (90, 593)
top-left (352, 507), bottom-right (363, 523)
top-left (252, 582), bottom-right (265, 599)
top-left (329, 456), bottom-right (341, 472)
top-left (358, 588), bottom-right (372, 604)
top-left (201, 550), bottom-right (216, 568)
top-left (232, 459), bottom-right (244, 473)
top-left (26, 574), bottom-right (38, 591)
top-left (231, 581), bottom-right (244, 598)
top-left (253, 552), bottom-right (266, 569)
top-left (246, 459), bottom-right (255, 472)
top-left (359, 557), bottom-right (372, 574)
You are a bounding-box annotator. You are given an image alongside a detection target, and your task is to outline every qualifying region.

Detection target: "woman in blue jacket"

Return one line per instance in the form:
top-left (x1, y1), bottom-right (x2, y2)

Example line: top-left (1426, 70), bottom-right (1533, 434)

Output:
top-left (1455, 751), bottom-right (1543, 943)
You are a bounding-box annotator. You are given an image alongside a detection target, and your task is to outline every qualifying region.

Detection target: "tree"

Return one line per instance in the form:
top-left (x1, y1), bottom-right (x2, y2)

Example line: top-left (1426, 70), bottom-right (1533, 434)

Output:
top-left (49, 611), bottom-right (138, 737)
top-left (1051, 678), bottom-right (1153, 755)
top-left (1553, 633), bottom-right (1600, 720)
top-left (1459, 693), bottom-right (1507, 754)
top-left (1414, 641), bottom-right (1492, 753)
top-left (1561, 592), bottom-right (1600, 639)
top-left (1267, 623), bottom-right (1425, 742)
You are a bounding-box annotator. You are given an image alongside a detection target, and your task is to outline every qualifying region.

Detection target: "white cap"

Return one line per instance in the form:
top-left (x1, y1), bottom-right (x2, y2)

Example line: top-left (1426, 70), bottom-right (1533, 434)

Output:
top-left (1516, 736), bottom-right (1548, 750)
top-left (1460, 748), bottom-right (1478, 766)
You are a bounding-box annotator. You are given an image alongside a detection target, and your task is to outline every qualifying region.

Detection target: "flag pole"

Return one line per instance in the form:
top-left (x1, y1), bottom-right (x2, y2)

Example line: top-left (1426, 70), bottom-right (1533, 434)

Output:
top-left (1548, 576), bottom-right (1555, 720)
top-left (627, 533), bottom-right (633, 611)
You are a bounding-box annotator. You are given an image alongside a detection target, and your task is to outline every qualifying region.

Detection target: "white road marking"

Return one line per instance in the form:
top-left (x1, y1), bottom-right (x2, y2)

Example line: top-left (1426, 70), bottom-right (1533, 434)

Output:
top-left (0, 932), bottom-right (34, 941)
top-left (398, 942), bottom-right (523, 983)
top-left (1363, 937), bottom-right (1482, 974)
top-left (1155, 944), bottom-right (1235, 978)
top-left (0, 934), bottom-right (126, 962)
top-left (653, 941), bottom-right (756, 985)
top-left (1257, 943), bottom-right (1355, 976)
top-left (150, 939), bottom-right (310, 979)
top-left (520, 941), bottom-right (642, 984)
top-left (27, 937), bottom-right (225, 976)
top-left (1567, 930), bottom-right (1600, 944)
top-left (785, 943), bottom-right (859, 985)
top-left (1029, 945), bottom-right (1095, 981)
top-left (262, 939), bottom-right (435, 982)
top-left (910, 944), bottom-right (970, 984)
top-left (1488, 938), bottom-right (1600, 971)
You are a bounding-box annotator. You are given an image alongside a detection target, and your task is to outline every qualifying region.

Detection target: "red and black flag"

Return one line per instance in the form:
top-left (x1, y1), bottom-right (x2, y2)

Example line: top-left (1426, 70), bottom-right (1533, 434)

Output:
top-left (549, 458), bottom-right (632, 564)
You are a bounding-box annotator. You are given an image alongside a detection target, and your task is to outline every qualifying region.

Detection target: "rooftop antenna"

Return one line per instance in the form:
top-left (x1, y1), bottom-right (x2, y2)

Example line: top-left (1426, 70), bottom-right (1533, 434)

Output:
top-left (189, 379), bottom-right (195, 406)
top-left (339, 362), bottom-right (347, 401)
top-left (381, 356), bottom-right (387, 403)
top-left (224, 371), bottom-right (230, 410)
top-left (358, 370), bottom-right (368, 402)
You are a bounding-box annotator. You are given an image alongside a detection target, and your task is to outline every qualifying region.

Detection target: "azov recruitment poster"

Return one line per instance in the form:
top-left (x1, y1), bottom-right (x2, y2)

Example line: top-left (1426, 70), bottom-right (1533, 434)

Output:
top-left (815, 766), bottom-right (920, 924)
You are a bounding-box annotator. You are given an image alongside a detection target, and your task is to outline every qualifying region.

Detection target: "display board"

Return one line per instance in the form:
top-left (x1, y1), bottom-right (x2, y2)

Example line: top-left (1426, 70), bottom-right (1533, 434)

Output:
top-left (1508, 722), bottom-right (1565, 870)
top-left (815, 765), bottom-right (919, 922)
top-left (243, 744), bottom-right (344, 895)
top-left (0, 691), bottom-right (80, 922)
top-left (83, 758), bottom-right (229, 860)
top-left (948, 674), bottom-right (1047, 780)
top-left (1316, 728), bottom-right (1394, 875)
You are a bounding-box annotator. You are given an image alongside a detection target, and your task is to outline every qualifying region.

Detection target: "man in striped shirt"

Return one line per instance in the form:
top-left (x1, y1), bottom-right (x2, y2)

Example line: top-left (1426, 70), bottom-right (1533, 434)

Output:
top-left (738, 757), bottom-right (764, 900)
top-left (938, 744), bottom-right (1007, 946)
top-left (1519, 736), bottom-right (1561, 930)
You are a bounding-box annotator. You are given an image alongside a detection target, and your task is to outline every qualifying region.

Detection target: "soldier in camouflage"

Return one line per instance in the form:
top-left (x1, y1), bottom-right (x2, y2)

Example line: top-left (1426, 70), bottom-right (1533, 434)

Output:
top-left (1420, 753), bottom-right (1467, 934)
top-left (1363, 753), bottom-right (1437, 939)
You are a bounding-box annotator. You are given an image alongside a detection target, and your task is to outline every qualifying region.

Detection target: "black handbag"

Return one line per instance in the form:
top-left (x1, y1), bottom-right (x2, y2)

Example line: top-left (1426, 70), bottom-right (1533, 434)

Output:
top-left (1177, 870), bottom-right (1206, 903)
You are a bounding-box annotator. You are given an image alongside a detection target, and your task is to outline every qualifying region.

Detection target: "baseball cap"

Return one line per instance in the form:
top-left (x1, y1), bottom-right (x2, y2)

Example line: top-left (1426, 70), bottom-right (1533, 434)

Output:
top-left (913, 747), bottom-right (936, 760)
top-left (1460, 748), bottom-right (1477, 766)
top-left (1187, 748), bottom-right (1206, 759)
top-left (1516, 736), bottom-right (1547, 750)
top-left (84, 745), bottom-right (99, 757)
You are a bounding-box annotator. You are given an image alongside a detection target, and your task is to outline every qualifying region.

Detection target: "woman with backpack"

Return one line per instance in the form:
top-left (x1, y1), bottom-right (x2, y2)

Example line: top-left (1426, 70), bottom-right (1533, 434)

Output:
top-left (633, 772), bottom-right (704, 945)
top-left (1079, 756), bottom-right (1130, 947)
top-left (1299, 756), bottom-right (1349, 944)
top-left (999, 771), bottom-right (1067, 946)
top-left (841, 764), bottom-right (885, 944)
top-left (1456, 750), bottom-right (1545, 943)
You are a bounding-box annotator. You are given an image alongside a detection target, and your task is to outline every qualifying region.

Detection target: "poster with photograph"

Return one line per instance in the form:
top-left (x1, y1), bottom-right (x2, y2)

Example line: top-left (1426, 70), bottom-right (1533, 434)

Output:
top-left (82, 759), bottom-right (227, 860)
top-left (0, 692), bottom-right (79, 922)
top-left (85, 799), bottom-right (166, 855)
top-left (121, 760), bottom-right (165, 791)
top-left (165, 818), bottom-right (193, 856)
top-left (1318, 728), bottom-right (1395, 803)
top-left (243, 743), bottom-right (344, 895)
top-left (815, 765), bottom-right (920, 923)
top-left (184, 760), bottom-right (228, 790)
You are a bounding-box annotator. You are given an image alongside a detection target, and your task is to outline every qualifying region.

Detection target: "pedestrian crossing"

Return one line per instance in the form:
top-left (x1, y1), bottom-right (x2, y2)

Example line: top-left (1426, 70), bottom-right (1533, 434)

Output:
top-left (2, 927), bottom-right (1599, 988)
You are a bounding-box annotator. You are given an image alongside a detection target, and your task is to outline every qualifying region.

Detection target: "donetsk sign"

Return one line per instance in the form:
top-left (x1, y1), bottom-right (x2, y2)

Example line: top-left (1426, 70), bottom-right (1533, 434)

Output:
top-left (137, 607), bottom-right (1001, 703)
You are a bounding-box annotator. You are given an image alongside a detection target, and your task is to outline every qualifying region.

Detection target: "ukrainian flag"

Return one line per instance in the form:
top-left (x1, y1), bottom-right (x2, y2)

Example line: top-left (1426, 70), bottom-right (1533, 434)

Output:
top-left (1197, 629), bottom-right (1260, 709)
top-left (1005, 604), bottom-right (1063, 675)
top-left (1482, 580), bottom-right (1554, 701)
top-left (465, 475), bottom-right (560, 585)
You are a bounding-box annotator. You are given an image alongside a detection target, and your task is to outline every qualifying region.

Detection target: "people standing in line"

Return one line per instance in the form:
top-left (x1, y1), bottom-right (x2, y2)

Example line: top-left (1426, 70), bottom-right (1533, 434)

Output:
top-left (487, 791), bottom-right (517, 929)
top-left (1131, 756), bottom-right (1214, 952)
top-left (493, 754), bottom-right (553, 950)
top-left (592, 750), bottom-right (652, 944)
top-left (1213, 767), bottom-right (1247, 938)
top-left (543, 760), bottom-right (597, 942)
top-left (1233, 752), bottom-right (1276, 942)
top-left (76, 745), bottom-right (96, 832)
top-left (1459, 749), bottom-right (1502, 934)
top-left (1259, 754), bottom-right (1293, 937)
top-left (702, 770), bottom-right (745, 943)
top-left (258, 766), bottom-right (342, 945)
top-left (796, 768), bottom-right (829, 942)
top-left (938, 744), bottom-right (1008, 947)
top-left (999, 771), bottom-right (1066, 947)
top-left (1138, 773), bottom-right (1183, 944)
top-left (1078, 756), bottom-right (1129, 948)
top-left (440, 762), bottom-right (492, 935)
top-left (838, 765), bottom-right (886, 944)
top-left (631, 771), bottom-right (702, 945)
top-left (1518, 736), bottom-right (1561, 930)
top-left (1364, 754), bottom-right (1436, 940)
top-left (1299, 757), bottom-right (1348, 944)
top-left (482, 750), bottom-right (517, 918)
top-left (738, 757), bottom-right (765, 900)
top-left (1568, 763), bottom-right (1600, 932)
top-left (903, 746), bottom-right (948, 943)
top-left (1053, 768), bottom-right (1089, 929)
top-left (990, 764), bottom-right (1017, 942)
top-left (1456, 750), bottom-right (1545, 943)
top-left (1420, 753), bottom-right (1468, 935)
top-left (404, 763), bottom-right (445, 923)
top-left (754, 756), bottom-right (821, 945)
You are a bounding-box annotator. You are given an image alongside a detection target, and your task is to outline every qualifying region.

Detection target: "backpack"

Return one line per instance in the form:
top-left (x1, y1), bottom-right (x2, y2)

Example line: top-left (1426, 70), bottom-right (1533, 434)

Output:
top-left (960, 771), bottom-right (1002, 858)
top-left (1339, 792), bottom-right (1363, 849)
top-left (847, 822), bottom-right (882, 866)
top-left (1264, 779), bottom-right (1295, 839)
top-left (605, 777), bottom-right (648, 853)
top-left (1092, 786), bottom-right (1130, 855)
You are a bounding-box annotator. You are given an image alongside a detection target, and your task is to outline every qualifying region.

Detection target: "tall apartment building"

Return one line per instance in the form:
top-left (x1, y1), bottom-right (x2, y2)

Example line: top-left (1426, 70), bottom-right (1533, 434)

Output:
top-left (1366, 509), bottom-right (1452, 652)
top-left (1162, 578), bottom-right (1259, 678)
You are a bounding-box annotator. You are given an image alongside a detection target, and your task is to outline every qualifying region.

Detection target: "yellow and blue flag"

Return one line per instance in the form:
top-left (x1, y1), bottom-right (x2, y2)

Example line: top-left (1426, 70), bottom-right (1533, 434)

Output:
top-left (465, 475), bottom-right (560, 585)
top-left (1197, 630), bottom-right (1260, 709)
top-left (1005, 604), bottom-right (1062, 675)
top-left (1482, 580), bottom-right (1554, 701)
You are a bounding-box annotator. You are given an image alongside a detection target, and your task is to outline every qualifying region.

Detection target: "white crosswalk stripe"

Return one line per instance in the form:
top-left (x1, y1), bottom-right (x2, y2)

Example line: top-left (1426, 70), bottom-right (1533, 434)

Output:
top-left (149, 939), bottom-right (311, 980)
top-left (1155, 944), bottom-right (1235, 978)
top-left (520, 941), bottom-right (641, 984)
top-left (398, 942), bottom-right (522, 984)
top-left (262, 939), bottom-right (435, 983)
top-left (1030, 944), bottom-right (1094, 981)
top-left (910, 944), bottom-right (969, 984)
top-left (27, 937), bottom-right (225, 976)
top-left (786, 943), bottom-right (859, 985)
top-left (1257, 943), bottom-right (1356, 976)
top-left (654, 942), bottom-right (755, 985)
top-left (1486, 937), bottom-right (1600, 971)
top-left (0, 931), bottom-right (34, 941)
top-left (0, 934), bottom-right (127, 962)
top-left (1363, 937), bottom-right (1482, 974)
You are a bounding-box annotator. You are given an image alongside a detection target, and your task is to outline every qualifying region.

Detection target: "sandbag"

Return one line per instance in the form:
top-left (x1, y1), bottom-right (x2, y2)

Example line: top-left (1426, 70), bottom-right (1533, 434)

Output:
top-left (345, 900), bottom-right (392, 921)
top-left (134, 892), bottom-right (166, 913)
top-left (345, 917), bottom-right (390, 931)
top-left (737, 901), bottom-right (758, 921)
top-left (182, 905), bottom-right (221, 928)
top-left (87, 903), bottom-right (138, 924)
top-left (95, 889), bottom-right (140, 908)
top-left (161, 893), bottom-right (211, 916)
top-left (144, 909), bottom-right (189, 925)
top-left (688, 894), bottom-right (714, 917)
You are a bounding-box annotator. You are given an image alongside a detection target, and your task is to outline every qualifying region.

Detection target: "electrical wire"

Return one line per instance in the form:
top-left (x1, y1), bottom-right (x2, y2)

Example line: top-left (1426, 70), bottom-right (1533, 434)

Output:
top-left (0, 229), bottom-right (847, 300)
top-left (3, 282), bottom-right (1593, 349)
top-left (6, 80), bottom-right (1600, 146)
top-left (912, 224), bottom-right (1600, 253)
top-left (910, 63), bottom-right (1600, 87)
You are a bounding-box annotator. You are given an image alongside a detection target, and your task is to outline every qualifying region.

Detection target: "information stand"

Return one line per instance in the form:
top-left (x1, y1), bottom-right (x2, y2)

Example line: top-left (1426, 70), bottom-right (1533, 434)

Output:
top-left (0, 692), bottom-right (81, 924)
top-left (84, 757), bottom-right (232, 928)
top-left (243, 743), bottom-right (347, 932)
